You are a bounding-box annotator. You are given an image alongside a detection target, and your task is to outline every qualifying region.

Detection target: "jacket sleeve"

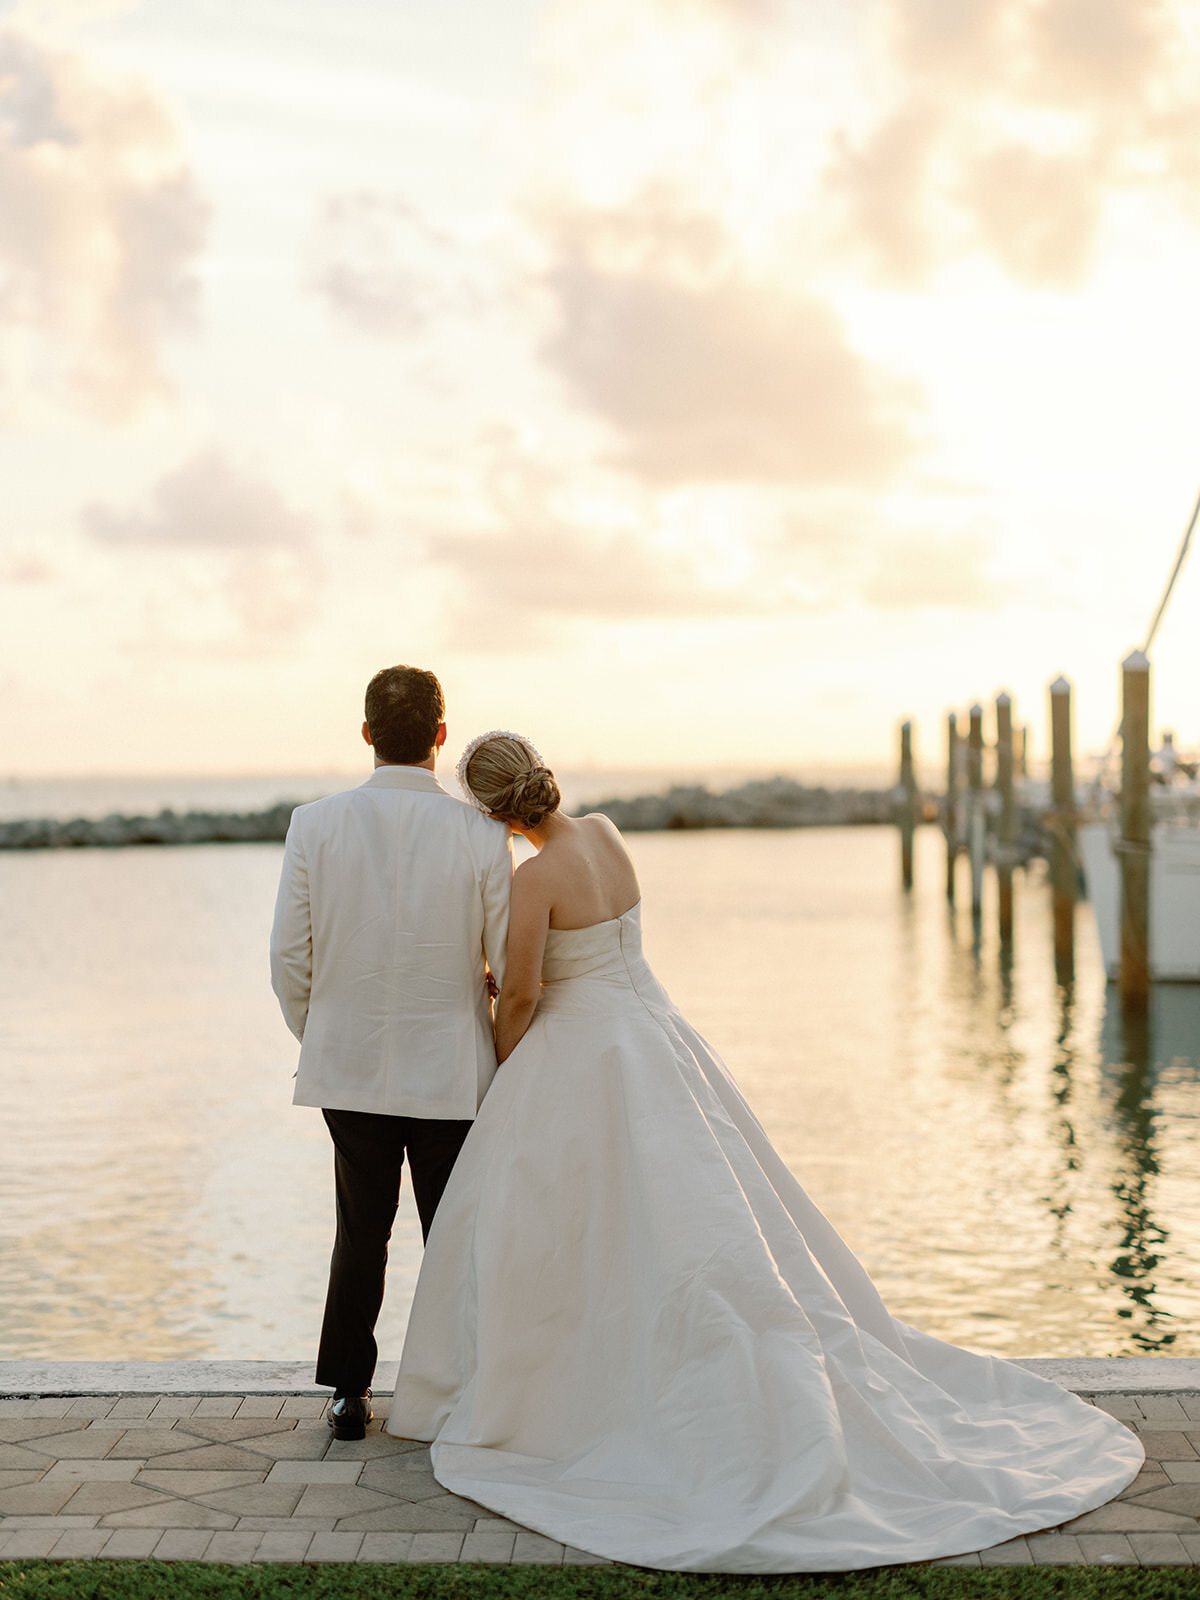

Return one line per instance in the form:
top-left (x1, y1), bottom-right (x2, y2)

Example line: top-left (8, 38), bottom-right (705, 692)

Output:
top-left (269, 812), bottom-right (312, 1042)
top-left (481, 824), bottom-right (514, 990)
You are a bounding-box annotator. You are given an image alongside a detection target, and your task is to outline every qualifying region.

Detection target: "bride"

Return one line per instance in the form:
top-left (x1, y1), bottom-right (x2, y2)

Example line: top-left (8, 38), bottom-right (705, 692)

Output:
top-left (385, 731), bottom-right (1142, 1572)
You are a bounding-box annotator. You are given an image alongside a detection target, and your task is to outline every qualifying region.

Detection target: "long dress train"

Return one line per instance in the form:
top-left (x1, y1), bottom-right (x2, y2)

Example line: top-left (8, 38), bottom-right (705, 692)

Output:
top-left (386, 903), bottom-right (1142, 1572)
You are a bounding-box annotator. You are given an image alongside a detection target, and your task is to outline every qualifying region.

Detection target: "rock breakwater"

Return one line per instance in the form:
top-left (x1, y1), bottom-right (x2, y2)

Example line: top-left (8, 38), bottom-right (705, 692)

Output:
top-left (577, 776), bottom-right (894, 831)
top-left (0, 777), bottom-right (897, 849)
top-left (0, 802), bottom-right (297, 850)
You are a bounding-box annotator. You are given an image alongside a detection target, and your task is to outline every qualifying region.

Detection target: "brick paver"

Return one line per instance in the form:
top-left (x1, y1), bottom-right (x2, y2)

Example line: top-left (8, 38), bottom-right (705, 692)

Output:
top-left (65, 1398), bottom-right (115, 1420)
top-left (107, 1398), bottom-right (158, 1421)
top-left (4, 1389), bottom-right (1200, 1568)
top-left (563, 1544), bottom-right (613, 1565)
top-left (1026, 1531), bottom-right (1085, 1564)
top-left (204, 1530), bottom-right (266, 1563)
top-left (153, 1529), bottom-right (216, 1561)
top-left (977, 1536), bottom-right (1033, 1565)
top-left (99, 1528), bottom-right (162, 1557)
top-left (1129, 1532), bottom-right (1194, 1565)
top-left (1077, 1532), bottom-right (1139, 1564)
top-left (48, 1529), bottom-right (111, 1558)
top-left (358, 1530), bottom-right (414, 1560)
top-left (306, 1530), bottom-right (365, 1562)
top-left (462, 1526), bottom-right (517, 1562)
top-left (256, 1528), bottom-right (315, 1562)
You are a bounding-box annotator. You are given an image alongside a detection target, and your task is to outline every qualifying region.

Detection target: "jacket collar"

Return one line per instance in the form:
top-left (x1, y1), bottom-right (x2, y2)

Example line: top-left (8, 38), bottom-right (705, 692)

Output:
top-left (362, 765), bottom-right (449, 795)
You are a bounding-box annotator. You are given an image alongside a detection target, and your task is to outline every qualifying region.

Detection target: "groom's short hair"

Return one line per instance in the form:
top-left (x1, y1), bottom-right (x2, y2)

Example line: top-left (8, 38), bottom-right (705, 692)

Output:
top-left (364, 665), bottom-right (445, 765)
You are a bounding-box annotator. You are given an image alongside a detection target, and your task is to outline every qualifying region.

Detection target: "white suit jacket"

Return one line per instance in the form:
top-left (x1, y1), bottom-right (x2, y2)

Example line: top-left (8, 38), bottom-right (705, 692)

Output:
top-left (269, 765), bottom-right (513, 1119)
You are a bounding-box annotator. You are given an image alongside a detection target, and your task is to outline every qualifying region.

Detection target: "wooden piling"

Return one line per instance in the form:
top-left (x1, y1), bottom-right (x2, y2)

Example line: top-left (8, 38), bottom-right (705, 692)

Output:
top-left (899, 720), bottom-right (917, 890)
top-left (967, 703), bottom-right (985, 916)
top-left (1049, 675), bottom-right (1076, 984)
top-left (945, 713), bottom-right (959, 901)
top-left (995, 692), bottom-right (1015, 943)
top-left (1119, 650), bottom-right (1151, 1011)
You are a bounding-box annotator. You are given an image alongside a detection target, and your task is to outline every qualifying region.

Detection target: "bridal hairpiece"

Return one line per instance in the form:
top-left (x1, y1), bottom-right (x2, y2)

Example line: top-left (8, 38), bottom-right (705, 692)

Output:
top-left (455, 729), bottom-right (545, 810)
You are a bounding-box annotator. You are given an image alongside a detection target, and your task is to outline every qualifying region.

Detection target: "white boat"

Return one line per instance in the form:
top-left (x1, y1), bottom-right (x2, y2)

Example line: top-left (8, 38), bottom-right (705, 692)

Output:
top-left (1058, 482), bottom-right (1200, 983)
top-left (1079, 804), bottom-right (1200, 982)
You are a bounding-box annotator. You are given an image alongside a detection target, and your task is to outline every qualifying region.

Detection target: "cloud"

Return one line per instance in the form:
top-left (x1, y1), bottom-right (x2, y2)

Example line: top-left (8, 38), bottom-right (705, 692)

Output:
top-left (538, 195), bottom-right (924, 488)
top-left (433, 522), bottom-right (749, 632)
top-left (537, 183), bottom-right (734, 283)
top-left (828, 0), bottom-right (1198, 288)
top-left (831, 94), bottom-right (1110, 288)
top-left (426, 432), bottom-right (767, 646)
top-left (82, 450), bottom-right (319, 637)
top-left (883, 0), bottom-right (1014, 85)
top-left (0, 26), bottom-right (208, 420)
top-left (1024, 0), bottom-right (1173, 109)
top-left (1, 551), bottom-right (54, 583)
top-left (307, 177), bottom-right (925, 496)
top-left (884, 0), bottom-right (1176, 111)
top-left (309, 191), bottom-right (496, 336)
top-left (827, 101), bottom-right (944, 286)
top-left (428, 435), bottom-right (1011, 641)
top-left (83, 449), bottom-right (314, 552)
top-left (962, 142), bottom-right (1107, 285)
top-left (0, 28), bottom-right (76, 144)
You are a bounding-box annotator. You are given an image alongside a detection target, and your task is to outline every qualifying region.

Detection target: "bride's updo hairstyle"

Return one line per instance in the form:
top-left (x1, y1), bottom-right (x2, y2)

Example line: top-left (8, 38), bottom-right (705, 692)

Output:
top-left (457, 732), bottom-right (561, 830)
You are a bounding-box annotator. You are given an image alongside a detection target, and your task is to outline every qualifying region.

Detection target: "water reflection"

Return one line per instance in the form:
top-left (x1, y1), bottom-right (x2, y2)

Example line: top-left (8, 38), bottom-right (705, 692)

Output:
top-left (885, 843), bottom-right (1200, 1356)
top-left (4, 828), bottom-right (1200, 1361)
top-left (1096, 991), bottom-right (1197, 1352)
top-left (1043, 980), bottom-right (1078, 1239)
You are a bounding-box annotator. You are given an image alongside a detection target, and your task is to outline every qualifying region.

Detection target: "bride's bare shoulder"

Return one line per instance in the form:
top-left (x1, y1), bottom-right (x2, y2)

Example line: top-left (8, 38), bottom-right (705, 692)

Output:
top-left (578, 812), bottom-right (639, 884)
top-left (579, 810), bottom-right (623, 839)
top-left (584, 811), bottom-right (631, 855)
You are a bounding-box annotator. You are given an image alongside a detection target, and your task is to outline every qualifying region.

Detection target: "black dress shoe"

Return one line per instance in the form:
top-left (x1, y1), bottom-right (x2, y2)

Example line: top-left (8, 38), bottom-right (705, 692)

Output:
top-left (328, 1390), bottom-right (373, 1440)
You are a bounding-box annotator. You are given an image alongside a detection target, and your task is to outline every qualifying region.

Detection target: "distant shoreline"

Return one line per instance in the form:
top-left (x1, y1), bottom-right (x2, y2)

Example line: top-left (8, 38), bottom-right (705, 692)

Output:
top-left (0, 777), bottom-right (897, 849)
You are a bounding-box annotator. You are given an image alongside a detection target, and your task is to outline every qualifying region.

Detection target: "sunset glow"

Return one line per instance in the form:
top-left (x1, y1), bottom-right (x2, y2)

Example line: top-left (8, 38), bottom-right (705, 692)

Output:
top-left (3, 0), bottom-right (1199, 780)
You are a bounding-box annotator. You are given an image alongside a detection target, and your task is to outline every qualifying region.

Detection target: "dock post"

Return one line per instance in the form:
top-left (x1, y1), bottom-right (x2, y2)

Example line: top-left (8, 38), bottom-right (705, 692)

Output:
top-left (967, 704), bottom-right (985, 917)
top-left (945, 713), bottom-right (959, 901)
top-left (1119, 650), bottom-right (1151, 1012)
top-left (899, 720), bottom-right (917, 890)
top-left (1049, 676), bottom-right (1076, 985)
top-left (996, 692), bottom-right (1015, 943)
top-left (1019, 725), bottom-right (1029, 779)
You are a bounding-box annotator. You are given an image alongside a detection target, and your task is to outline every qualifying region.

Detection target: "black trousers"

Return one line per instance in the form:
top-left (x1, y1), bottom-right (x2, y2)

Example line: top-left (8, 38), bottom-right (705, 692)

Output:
top-left (315, 1108), bottom-right (472, 1395)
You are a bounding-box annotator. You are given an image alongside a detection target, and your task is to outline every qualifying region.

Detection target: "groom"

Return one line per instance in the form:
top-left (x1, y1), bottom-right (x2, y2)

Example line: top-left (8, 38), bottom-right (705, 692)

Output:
top-left (270, 664), bottom-right (512, 1438)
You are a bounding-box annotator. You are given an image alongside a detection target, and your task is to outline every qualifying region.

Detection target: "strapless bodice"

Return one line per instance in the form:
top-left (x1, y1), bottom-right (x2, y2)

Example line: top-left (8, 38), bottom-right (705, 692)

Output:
top-left (540, 901), bottom-right (642, 982)
top-left (537, 901), bottom-right (661, 1016)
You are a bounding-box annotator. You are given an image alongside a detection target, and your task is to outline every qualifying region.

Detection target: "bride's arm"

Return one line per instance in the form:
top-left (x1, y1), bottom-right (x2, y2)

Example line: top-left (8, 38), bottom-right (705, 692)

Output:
top-left (494, 865), bottom-right (551, 1064)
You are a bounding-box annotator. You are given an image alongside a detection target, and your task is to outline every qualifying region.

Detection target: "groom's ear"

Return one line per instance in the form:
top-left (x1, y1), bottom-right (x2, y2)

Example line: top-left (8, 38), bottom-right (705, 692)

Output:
top-left (362, 720), bottom-right (373, 747)
top-left (435, 723), bottom-right (447, 749)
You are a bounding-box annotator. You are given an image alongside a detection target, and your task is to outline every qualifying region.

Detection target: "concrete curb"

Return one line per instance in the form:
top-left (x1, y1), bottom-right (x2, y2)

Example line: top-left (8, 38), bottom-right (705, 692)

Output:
top-left (2, 1357), bottom-right (1199, 1396)
top-left (0, 1360), bottom-right (395, 1395)
top-left (1017, 1358), bottom-right (1200, 1393)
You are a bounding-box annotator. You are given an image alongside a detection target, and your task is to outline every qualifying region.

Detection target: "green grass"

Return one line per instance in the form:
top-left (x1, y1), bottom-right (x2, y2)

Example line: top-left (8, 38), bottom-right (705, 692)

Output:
top-left (3, 1566), bottom-right (1200, 1600)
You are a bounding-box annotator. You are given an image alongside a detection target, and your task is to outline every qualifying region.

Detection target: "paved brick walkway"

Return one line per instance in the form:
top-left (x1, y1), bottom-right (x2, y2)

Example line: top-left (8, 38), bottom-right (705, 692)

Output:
top-left (0, 1389), bottom-right (1197, 1568)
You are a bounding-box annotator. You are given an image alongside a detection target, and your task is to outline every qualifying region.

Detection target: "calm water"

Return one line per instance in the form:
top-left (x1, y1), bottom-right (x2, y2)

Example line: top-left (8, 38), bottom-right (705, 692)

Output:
top-left (3, 823), bottom-right (1199, 1363)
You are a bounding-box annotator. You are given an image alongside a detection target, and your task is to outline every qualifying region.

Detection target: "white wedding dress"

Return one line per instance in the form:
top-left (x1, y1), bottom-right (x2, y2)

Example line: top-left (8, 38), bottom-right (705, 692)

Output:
top-left (386, 902), bottom-right (1142, 1572)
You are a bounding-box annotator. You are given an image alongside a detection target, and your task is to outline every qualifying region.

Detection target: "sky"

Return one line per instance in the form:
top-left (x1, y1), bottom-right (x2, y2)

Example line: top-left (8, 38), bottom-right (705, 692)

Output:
top-left (2, 0), bottom-right (1199, 782)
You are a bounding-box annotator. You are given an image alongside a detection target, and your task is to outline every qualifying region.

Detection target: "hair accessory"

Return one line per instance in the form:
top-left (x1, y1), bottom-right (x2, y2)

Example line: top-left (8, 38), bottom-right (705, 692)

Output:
top-left (455, 729), bottom-right (545, 810)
